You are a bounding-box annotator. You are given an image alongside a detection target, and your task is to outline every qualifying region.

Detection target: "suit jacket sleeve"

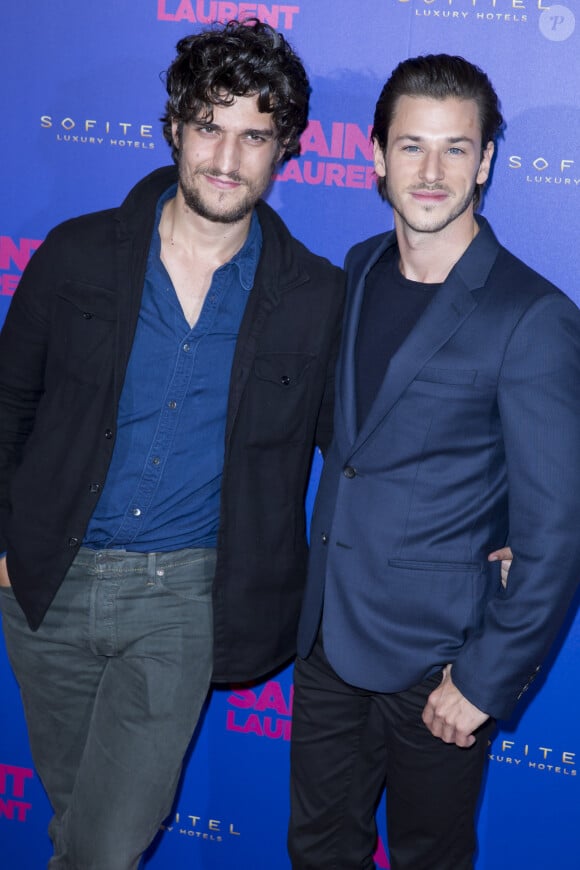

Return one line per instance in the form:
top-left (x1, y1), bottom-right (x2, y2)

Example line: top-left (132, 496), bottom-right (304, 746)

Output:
top-left (452, 291), bottom-right (580, 719)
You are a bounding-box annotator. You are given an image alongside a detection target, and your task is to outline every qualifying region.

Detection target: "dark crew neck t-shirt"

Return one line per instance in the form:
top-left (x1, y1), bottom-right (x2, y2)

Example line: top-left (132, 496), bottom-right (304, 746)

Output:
top-left (355, 246), bottom-right (441, 429)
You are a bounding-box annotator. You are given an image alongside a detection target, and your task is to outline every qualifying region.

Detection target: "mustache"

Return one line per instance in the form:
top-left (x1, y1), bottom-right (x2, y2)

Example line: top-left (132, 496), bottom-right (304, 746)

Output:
top-left (196, 168), bottom-right (245, 184)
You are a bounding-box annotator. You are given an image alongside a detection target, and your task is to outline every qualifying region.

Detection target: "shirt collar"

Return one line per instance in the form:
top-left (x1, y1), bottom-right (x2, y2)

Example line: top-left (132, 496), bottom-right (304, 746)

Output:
top-left (154, 184), bottom-right (262, 292)
top-left (230, 210), bottom-right (262, 292)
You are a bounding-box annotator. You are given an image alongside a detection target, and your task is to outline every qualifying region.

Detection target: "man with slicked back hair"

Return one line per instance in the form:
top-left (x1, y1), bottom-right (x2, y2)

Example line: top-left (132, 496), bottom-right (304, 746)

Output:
top-left (289, 53), bottom-right (580, 870)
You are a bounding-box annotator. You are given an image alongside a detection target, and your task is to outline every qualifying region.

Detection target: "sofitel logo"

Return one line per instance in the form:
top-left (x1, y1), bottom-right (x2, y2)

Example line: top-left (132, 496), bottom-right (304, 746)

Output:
top-left (161, 810), bottom-right (241, 841)
top-left (0, 236), bottom-right (43, 297)
top-left (395, 0), bottom-right (557, 24)
top-left (40, 115), bottom-right (156, 151)
top-left (394, 0), bottom-right (551, 8)
top-left (508, 154), bottom-right (580, 188)
top-left (488, 738), bottom-right (577, 776)
top-left (156, 0), bottom-right (300, 28)
top-left (0, 763), bottom-right (34, 823)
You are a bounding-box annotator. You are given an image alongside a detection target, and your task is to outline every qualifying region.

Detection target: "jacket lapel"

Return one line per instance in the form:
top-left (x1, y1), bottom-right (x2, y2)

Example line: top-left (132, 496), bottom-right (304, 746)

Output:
top-left (336, 235), bottom-right (393, 448)
top-left (345, 218), bottom-right (500, 458)
top-left (114, 166), bottom-right (179, 405)
top-left (351, 271), bottom-right (477, 455)
top-left (224, 200), bottom-right (309, 445)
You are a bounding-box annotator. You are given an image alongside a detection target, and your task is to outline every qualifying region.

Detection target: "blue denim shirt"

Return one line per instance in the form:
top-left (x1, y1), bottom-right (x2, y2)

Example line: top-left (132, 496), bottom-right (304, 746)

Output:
top-left (84, 185), bottom-right (261, 551)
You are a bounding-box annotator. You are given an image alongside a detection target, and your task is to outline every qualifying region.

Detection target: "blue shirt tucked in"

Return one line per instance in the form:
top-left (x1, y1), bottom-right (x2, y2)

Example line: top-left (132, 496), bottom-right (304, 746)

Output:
top-left (84, 185), bottom-right (261, 551)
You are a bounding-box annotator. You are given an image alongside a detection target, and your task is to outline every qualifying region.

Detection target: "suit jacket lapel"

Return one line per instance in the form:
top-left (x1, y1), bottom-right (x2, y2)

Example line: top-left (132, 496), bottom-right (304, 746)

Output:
top-left (351, 272), bottom-right (477, 454)
top-left (346, 218), bottom-right (500, 458)
top-left (336, 235), bottom-right (393, 447)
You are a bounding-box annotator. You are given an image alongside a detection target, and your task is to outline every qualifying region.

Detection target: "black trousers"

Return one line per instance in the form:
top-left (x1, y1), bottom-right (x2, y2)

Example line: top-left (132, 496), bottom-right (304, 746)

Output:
top-left (288, 636), bottom-right (494, 870)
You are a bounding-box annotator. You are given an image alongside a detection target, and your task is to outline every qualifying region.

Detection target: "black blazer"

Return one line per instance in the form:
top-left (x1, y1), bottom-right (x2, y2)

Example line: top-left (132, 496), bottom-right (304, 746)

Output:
top-left (0, 166), bottom-right (344, 682)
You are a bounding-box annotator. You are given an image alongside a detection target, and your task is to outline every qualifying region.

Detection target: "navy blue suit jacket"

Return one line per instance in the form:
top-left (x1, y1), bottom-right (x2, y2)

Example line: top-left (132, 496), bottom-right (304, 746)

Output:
top-left (298, 218), bottom-right (580, 720)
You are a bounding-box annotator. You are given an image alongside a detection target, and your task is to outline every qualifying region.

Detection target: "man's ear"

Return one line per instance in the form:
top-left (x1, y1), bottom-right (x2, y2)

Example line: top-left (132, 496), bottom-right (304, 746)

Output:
top-left (477, 140), bottom-right (494, 185)
top-left (171, 119), bottom-right (180, 151)
top-left (373, 137), bottom-right (387, 179)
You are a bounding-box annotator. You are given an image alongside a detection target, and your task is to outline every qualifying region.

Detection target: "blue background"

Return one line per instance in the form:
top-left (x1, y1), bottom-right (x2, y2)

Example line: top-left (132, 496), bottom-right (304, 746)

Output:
top-left (1, 1), bottom-right (579, 867)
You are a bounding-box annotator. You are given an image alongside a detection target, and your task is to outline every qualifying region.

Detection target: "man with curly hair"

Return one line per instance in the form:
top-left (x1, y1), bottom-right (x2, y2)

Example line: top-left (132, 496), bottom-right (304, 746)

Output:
top-left (0, 20), bottom-right (343, 869)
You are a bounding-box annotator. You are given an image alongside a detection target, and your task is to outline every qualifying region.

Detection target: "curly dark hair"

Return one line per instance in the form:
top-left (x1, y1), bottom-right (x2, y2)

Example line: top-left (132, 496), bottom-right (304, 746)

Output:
top-left (161, 19), bottom-right (310, 164)
top-left (372, 54), bottom-right (504, 208)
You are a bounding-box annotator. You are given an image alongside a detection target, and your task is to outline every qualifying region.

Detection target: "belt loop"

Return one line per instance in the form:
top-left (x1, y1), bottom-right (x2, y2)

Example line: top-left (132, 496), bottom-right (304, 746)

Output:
top-left (147, 551), bottom-right (157, 585)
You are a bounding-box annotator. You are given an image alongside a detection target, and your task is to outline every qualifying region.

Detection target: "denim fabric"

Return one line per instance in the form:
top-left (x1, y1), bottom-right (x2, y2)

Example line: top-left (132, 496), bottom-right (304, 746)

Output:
top-left (84, 190), bottom-right (261, 553)
top-left (0, 546), bottom-right (216, 870)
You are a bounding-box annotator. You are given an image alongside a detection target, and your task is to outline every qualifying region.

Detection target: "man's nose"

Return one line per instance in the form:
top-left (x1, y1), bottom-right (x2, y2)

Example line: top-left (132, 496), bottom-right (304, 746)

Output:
top-left (419, 150), bottom-right (444, 184)
top-left (213, 134), bottom-right (241, 176)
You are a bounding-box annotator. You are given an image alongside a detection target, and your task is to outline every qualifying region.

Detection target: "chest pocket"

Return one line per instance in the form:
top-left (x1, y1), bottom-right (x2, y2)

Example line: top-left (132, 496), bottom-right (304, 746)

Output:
top-left (246, 352), bottom-right (316, 445)
top-left (52, 282), bottom-right (117, 385)
top-left (409, 365), bottom-right (480, 401)
top-left (254, 352), bottom-right (314, 389)
top-left (415, 366), bottom-right (477, 386)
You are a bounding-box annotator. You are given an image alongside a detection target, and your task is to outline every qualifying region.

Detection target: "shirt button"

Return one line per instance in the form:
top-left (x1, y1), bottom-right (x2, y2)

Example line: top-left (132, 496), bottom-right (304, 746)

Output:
top-left (321, 533), bottom-right (329, 545)
top-left (168, 401), bottom-right (177, 409)
top-left (152, 457), bottom-right (161, 466)
top-left (343, 466), bottom-right (356, 479)
top-left (131, 508), bottom-right (141, 517)
top-left (182, 343), bottom-right (190, 352)
top-left (104, 428), bottom-right (113, 439)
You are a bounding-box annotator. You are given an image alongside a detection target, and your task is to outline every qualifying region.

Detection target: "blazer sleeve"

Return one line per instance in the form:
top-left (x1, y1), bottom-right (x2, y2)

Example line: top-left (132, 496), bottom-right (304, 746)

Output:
top-left (0, 234), bottom-right (55, 551)
top-left (451, 291), bottom-right (580, 719)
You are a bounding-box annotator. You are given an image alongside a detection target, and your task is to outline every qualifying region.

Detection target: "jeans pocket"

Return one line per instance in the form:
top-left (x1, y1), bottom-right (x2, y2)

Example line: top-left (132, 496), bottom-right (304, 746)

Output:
top-left (155, 550), bottom-right (216, 602)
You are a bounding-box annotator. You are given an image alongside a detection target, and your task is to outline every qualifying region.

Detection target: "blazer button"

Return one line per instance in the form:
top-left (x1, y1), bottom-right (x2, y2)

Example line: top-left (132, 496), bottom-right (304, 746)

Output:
top-left (68, 537), bottom-right (80, 548)
top-left (89, 483), bottom-right (101, 494)
top-left (104, 428), bottom-right (113, 439)
top-left (343, 466), bottom-right (356, 479)
top-left (280, 375), bottom-right (291, 386)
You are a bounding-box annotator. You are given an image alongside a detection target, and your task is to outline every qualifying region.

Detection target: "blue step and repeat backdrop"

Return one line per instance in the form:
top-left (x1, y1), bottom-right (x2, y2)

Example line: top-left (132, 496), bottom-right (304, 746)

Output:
top-left (1, 2), bottom-right (579, 868)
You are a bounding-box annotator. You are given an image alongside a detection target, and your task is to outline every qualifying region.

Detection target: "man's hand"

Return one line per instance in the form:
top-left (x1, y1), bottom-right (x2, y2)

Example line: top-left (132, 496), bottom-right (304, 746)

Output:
top-left (422, 665), bottom-right (489, 748)
top-left (0, 555), bottom-right (11, 588)
top-left (487, 546), bottom-right (513, 588)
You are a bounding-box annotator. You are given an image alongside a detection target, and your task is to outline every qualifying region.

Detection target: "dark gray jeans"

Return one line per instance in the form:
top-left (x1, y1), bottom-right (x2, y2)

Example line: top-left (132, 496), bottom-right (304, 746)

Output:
top-left (0, 546), bottom-right (216, 870)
